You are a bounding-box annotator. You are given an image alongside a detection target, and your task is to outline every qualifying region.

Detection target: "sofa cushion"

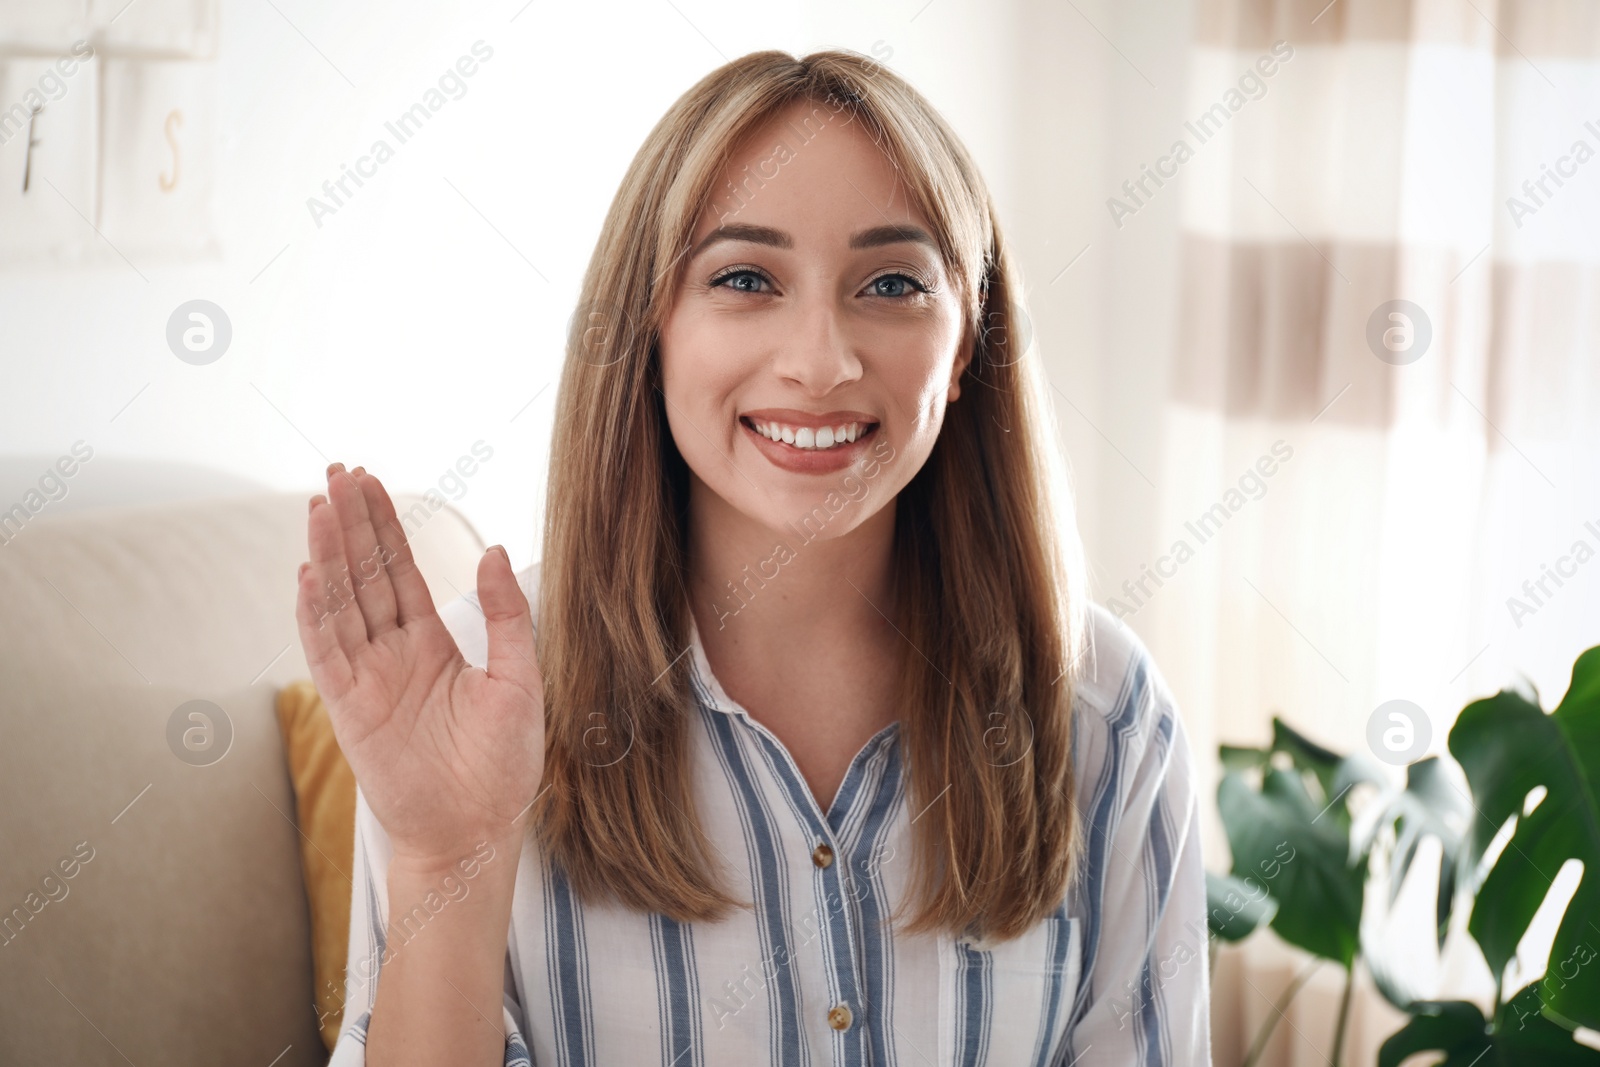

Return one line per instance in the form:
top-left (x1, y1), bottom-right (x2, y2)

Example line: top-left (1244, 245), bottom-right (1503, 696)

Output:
top-left (275, 679), bottom-right (357, 1051)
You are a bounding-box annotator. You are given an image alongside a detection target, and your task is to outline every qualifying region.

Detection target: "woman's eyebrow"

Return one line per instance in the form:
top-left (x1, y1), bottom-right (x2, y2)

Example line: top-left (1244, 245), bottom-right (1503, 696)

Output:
top-left (849, 224), bottom-right (937, 251)
top-left (688, 222), bottom-right (937, 259)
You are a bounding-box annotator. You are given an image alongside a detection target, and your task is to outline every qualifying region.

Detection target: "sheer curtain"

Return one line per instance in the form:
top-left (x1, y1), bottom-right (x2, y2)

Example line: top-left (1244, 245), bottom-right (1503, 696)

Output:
top-left (1130, 1), bottom-right (1600, 1063)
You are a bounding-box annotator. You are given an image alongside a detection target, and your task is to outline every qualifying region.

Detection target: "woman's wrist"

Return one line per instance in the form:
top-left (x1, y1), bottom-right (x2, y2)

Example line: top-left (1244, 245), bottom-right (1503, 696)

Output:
top-left (380, 833), bottom-right (523, 958)
top-left (387, 827), bottom-right (527, 884)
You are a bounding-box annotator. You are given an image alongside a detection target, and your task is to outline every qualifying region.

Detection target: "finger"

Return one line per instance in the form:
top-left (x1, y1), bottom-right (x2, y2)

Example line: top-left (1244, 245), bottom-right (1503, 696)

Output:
top-left (326, 463), bottom-right (400, 640)
top-left (478, 545), bottom-right (541, 696)
top-left (306, 488), bottom-right (371, 663)
top-left (353, 467), bottom-right (438, 628)
top-left (295, 557), bottom-right (355, 704)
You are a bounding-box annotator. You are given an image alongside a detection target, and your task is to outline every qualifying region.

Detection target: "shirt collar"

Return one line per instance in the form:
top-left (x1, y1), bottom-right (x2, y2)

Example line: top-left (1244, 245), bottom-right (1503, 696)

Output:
top-left (685, 605), bottom-right (743, 717)
top-left (686, 609), bottom-right (903, 753)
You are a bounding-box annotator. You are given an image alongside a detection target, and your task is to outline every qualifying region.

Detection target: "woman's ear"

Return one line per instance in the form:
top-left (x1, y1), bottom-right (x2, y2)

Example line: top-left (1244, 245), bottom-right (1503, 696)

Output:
top-left (948, 337), bottom-right (974, 403)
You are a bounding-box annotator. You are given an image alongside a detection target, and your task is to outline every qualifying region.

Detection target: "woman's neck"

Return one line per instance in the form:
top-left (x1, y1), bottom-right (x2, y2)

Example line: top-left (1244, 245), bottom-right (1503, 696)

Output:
top-left (684, 473), bottom-right (900, 679)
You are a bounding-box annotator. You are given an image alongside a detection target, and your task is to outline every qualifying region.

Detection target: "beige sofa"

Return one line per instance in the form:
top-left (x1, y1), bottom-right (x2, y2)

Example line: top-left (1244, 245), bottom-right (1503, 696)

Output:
top-left (0, 457), bottom-right (488, 1066)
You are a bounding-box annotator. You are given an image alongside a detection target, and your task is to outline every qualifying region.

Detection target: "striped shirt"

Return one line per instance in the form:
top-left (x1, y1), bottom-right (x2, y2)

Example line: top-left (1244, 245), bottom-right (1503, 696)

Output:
top-left (328, 561), bottom-right (1211, 1066)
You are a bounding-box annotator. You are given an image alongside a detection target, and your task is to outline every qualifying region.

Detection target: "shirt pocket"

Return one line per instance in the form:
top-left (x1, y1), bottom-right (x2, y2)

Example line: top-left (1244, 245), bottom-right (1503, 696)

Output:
top-left (953, 913), bottom-right (1080, 1065)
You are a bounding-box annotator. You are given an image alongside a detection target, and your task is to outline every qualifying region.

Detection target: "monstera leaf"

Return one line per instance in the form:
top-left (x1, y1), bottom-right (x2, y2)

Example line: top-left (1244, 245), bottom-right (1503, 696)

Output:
top-left (1377, 983), bottom-right (1600, 1066)
top-left (1373, 757), bottom-right (1472, 946)
top-left (1449, 645), bottom-right (1600, 1031)
top-left (1272, 717), bottom-right (1387, 808)
top-left (1215, 717), bottom-right (1378, 969)
top-left (1218, 762), bottom-right (1365, 967)
top-left (1356, 756), bottom-right (1474, 1010)
top-left (1206, 870), bottom-right (1279, 941)
top-left (1225, 719), bottom-right (1387, 812)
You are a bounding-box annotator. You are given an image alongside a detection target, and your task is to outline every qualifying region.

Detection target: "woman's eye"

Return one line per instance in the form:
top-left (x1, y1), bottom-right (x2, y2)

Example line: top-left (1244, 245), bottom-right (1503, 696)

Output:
top-left (867, 273), bottom-right (927, 299)
top-left (708, 268), bottom-right (928, 298)
top-left (710, 269), bottom-right (770, 293)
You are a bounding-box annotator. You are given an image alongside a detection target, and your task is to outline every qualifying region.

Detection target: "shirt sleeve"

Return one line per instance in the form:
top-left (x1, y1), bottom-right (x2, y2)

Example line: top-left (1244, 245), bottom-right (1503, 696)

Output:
top-left (1062, 645), bottom-right (1213, 1066)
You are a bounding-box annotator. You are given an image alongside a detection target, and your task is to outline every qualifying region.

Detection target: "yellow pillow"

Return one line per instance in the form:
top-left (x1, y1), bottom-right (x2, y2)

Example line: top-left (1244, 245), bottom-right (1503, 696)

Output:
top-left (275, 679), bottom-right (357, 1052)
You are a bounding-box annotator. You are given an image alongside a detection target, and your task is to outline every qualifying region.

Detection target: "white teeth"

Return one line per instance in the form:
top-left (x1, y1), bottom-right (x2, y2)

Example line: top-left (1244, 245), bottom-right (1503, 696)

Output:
top-left (751, 419), bottom-right (871, 451)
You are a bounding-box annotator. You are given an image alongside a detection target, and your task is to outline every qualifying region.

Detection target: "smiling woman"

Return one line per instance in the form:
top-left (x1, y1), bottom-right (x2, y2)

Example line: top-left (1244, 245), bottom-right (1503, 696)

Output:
top-left (307, 47), bottom-right (1210, 1067)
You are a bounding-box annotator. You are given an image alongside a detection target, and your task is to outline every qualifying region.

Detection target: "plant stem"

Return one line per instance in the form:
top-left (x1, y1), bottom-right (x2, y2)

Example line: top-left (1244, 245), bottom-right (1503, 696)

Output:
top-left (1242, 958), bottom-right (1321, 1067)
top-left (1331, 956), bottom-right (1358, 1067)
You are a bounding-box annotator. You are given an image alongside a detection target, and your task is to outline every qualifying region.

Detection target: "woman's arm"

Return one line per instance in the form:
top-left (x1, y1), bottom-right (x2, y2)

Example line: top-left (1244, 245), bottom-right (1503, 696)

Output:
top-left (1062, 650), bottom-right (1213, 1065)
top-left (327, 788), bottom-right (532, 1066)
top-left (365, 834), bottom-right (526, 1063)
top-left (298, 465), bottom-right (544, 1065)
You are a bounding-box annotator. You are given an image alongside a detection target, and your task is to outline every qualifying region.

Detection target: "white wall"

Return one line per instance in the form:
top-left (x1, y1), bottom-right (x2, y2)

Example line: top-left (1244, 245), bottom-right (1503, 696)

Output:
top-left (1, 0), bottom-right (1071, 576)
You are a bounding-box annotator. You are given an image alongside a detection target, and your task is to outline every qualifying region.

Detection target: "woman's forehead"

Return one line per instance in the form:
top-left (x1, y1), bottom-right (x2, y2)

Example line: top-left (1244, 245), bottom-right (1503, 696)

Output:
top-left (693, 121), bottom-right (933, 249)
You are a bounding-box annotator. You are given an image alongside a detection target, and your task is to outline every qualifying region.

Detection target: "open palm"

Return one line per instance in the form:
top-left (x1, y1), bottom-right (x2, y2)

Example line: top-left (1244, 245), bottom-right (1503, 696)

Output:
top-left (294, 463), bottom-right (545, 865)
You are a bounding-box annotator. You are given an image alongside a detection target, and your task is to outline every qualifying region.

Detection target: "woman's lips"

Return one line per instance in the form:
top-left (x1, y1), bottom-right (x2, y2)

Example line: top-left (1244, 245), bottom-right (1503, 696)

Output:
top-left (740, 416), bottom-right (879, 475)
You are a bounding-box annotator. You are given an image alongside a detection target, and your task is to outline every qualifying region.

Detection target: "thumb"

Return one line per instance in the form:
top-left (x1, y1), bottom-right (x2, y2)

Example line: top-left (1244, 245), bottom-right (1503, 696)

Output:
top-left (477, 546), bottom-right (540, 694)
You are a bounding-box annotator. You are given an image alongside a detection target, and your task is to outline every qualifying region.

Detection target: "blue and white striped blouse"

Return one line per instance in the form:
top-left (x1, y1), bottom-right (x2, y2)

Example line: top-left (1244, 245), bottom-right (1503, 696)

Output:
top-left (327, 561), bottom-right (1212, 1066)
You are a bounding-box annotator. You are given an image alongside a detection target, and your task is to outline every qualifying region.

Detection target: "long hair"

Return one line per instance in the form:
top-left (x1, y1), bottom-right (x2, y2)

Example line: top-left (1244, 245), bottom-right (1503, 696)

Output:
top-left (532, 48), bottom-right (1089, 943)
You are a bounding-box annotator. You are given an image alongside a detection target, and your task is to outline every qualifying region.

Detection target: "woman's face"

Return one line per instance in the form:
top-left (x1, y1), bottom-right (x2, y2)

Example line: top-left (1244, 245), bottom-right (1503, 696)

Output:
top-left (658, 97), bottom-right (969, 541)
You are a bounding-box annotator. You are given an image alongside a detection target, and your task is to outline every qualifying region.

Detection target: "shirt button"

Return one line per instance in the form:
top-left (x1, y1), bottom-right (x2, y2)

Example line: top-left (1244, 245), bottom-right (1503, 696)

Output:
top-left (811, 843), bottom-right (834, 868)
top-left (827, 1003), bottom-right (853, 1030)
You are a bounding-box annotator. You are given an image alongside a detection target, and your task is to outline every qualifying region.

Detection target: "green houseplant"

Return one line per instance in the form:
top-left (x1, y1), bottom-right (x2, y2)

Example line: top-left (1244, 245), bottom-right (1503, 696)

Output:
top-left (1206, 643), bottom-right (1600, 1066)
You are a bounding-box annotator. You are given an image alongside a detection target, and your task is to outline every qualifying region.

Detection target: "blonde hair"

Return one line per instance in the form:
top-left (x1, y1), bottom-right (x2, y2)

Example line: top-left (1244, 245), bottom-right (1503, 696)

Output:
top-left (532, 48), bottom-right (1088, 942)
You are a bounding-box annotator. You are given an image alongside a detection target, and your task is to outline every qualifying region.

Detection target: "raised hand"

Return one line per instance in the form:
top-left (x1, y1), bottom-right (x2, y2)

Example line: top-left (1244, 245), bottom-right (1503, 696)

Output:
top-left (294, 463), bottom-right (545, 866)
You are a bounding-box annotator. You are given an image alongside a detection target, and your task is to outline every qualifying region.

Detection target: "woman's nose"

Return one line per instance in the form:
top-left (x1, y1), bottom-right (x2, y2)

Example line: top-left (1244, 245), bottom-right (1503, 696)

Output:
top-left (771, 298), bottom-right (862, 392)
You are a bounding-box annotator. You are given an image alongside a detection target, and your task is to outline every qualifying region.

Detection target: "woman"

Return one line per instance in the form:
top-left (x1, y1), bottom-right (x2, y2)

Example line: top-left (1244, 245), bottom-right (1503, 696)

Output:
top-left (302, 49), bottom-right (1210, 1066)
